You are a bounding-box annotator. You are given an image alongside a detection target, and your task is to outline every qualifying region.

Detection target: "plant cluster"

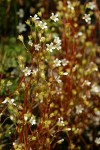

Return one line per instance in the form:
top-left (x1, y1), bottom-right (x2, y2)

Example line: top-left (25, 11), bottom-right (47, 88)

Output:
top-left (0, 0), bottom-right (100, 150)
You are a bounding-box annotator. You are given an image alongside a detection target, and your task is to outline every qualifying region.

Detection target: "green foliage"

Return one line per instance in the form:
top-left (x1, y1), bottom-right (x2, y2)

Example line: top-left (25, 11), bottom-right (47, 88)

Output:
top-left (0, 37), bottom-right (30, 73)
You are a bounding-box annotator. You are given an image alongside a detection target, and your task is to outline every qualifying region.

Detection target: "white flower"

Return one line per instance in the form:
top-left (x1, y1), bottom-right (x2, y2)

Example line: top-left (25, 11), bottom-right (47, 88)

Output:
top-left (54, 36), bottom-right (61, 45)
top-left (67, 1), bottom-right (74, 10)
top-left (13, 142), bottom-right (17, 146)
top-left (24, 114), bottom-right (29, 121)
top-left (93, 116), bottom-right (100, 125)
top-left (34, 44), bottom-right (41, 51)
top-left (87, 2), bottom-right (96, 10)
top-left (17, 22), bottom-right (26, 33)
top-left (53, 58), bottom-right (62, 67)
top-left (55, 44), bottom-right (61, 51)
top-left (56, 76), bottom-right (62, 83)
top-left (50, 13), bottom-right (59, 22)
top-left (76, 105), bottom-right (84, 114)
top-left (83, 80), bottom-right (91, 86)
top-left (61, 59), bottom-right (69, 66)
top-left (30, 14), bottom-right (40, 22)
top-left (63, 72), bottom-right (68, 76)
top-left (46, 42), bottom-right (55, 52)
top-left (57, 117), bottom-right (65, 126)
top-left (95, 137), bottom-right (100, 145)
top-left (91, 84), bottom-right (100, 94)
top-left (29, 116), bottom-right (36, 125)
top-left (78, 32), bottom-right (83, 36)
top-left (75, 32), bottom-right (83, 38)
top-left (22, 67), bottom-right (31, 76)
top-left (66, 128), bottom-right (71, 131)
top-left (54, 36), bottom-right (61, 50)
top-left (55, 87), bottom-right (62, 94)
top-left (57, 138), bottom-right (64, 144)
top-left (28, 40), bottom-right (33, 46)
top-left (95, 110), bottom-right (100, 116)
top-left (83, 14), bottom-right (91, 24)
top-left (38, 21), bottom-right (47, 30)
top-left (2, 97), bottom-right (16, 106)
top-left (17, 9), bottom-right (24, 18)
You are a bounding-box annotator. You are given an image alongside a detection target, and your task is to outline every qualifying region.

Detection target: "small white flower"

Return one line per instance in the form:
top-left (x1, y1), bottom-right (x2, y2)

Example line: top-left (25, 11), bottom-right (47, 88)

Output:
top-left (53, 58), bottom-right (62, 67)
top-left (56, 76), bottom-right (62, 83)
top-left (17, 9), bottom-right (24, 18)
top-left (54, 36), bottom-right (61, 50)
top-left (57, 117), bottom-right (65, 126)
top-left (76, 105), bottom-right (84, 114)
top-left (34, 44), bottom-right (41, 51)
top-left (95, 137), bottom-right (100, 145)
top-left (83, 80), bottom-right (91, 86)
top-left (28, 40), bottom-right (33, 46)
top-left (63, 72), bottom-right (68, 76)
top-left (83, 14), bottom-right (91, 24)
top-left (55, 87), bottom-right (62, 94)
top-left (57, 138), bottom-right (64, 144)
top-left (50, 13), bottom-right (59, 22)
top-left (29, 116), bottom-right (36, 125)
top-left (55, 44), bottom-right (61, 51)
top-left (46, 42), bottom-right (55, 52)
top-left (54, 36), bottom-right (61, 44)
top-left (93, 116), bottom-right (100, 125)
top-left (30, 14), bottom-right (40, 22)
top-left (61, 59), bottom-right (69, 66)
top-left (38, 21), bottom-right (47, 30)
top-left (87, 2), bottom-right (96, 10)
top-left (24, 114), bottom-right (29, 121)
top-left (13, 142), bottom-right (17, 146)
top-left (91, 84), bottom-right (100, 94)
top-left (17, 22), bottom-right (26, 33)
top-left (2, 97), bottom-right (16, 106)
top-left (67, 1), bottom-right (74, 10)
top-left (66, 128), bottom-right (71, 131)
top-left (78, 32), bottom-right (83, 36)
top-left (10, 99), bottom-right (15, 104)
top-left (95, 110), bottom-right (100, 116)
top-left (22, 67), bottom-right (31, 76)
top-left (75, 32), bottom-right (83, 38)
